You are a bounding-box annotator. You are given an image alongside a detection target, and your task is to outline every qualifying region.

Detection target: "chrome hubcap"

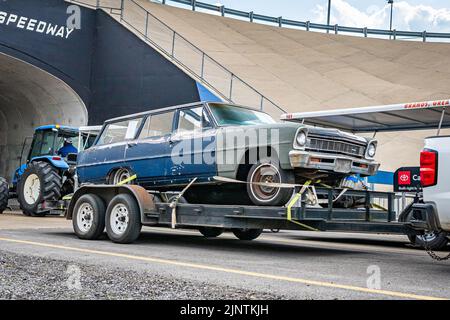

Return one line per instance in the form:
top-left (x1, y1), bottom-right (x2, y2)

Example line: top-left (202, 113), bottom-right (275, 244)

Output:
top-left (250, 163), bottom-right (281, 202)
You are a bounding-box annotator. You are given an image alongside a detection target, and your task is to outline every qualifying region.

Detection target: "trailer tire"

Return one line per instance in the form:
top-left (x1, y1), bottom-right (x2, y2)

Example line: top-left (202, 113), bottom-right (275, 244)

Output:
top-left (0, 177), bottom-right (9, 214)
top-left (247, 158), bottom-right (294, 206)
top-left (408, 231), bottom-right (448, 250)
top-left (232, 229), bottom-right (263, 241)
top-left (18, 162), bottom-right (62, 217)
top-left (106, 194), bottom-right (142, 244)
top-left (73, 194), bottom-right (106, 240)
top-left (199, 227), bottom-right (224, 238)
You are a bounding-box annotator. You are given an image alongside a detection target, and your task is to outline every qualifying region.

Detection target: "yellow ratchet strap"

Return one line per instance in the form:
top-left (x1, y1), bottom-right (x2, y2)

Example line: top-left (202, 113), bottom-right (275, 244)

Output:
top-left (286, 180), bottom-right (319, 232)
top-left (117, 174), bottom-right (138, 186)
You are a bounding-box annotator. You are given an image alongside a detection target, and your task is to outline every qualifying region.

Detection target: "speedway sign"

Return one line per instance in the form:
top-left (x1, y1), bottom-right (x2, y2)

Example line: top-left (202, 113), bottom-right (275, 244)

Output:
top-left (0, 11), bottom-right (75, 39)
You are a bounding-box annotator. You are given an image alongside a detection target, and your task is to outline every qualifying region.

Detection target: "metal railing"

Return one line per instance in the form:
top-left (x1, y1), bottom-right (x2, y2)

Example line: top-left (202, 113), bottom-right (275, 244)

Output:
top-left (65, 0), bottom-right (286, 118)
top-left (162, 0), bottom-right (450, 42)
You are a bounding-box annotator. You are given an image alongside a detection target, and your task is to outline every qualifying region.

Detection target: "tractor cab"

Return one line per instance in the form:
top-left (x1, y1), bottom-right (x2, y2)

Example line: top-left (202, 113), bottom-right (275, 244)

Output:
top-left (9, 125), bottom-right (101, 217)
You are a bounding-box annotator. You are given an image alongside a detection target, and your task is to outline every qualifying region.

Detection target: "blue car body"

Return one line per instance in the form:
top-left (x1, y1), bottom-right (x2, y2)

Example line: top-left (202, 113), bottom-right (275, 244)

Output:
top-left (77, 106), bottom-right (218, 187)
top-left (77, 102), bottom-right (379, 191)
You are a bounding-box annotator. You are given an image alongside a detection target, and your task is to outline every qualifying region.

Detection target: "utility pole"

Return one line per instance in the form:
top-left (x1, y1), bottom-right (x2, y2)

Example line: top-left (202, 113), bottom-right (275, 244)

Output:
top-left (388, 0), bottom-right (394, 39)
top-left (327, 0), bottom-right (331, 33)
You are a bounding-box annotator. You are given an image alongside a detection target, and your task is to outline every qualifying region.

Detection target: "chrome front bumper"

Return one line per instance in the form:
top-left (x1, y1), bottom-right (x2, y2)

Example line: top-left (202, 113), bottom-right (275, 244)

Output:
top-left (289, 150), bottom-right (380, 176)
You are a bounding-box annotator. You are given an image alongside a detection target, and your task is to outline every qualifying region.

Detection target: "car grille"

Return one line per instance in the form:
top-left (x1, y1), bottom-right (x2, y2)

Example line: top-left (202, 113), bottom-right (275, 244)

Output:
top-left (306, 137), bottom-right (366, 158)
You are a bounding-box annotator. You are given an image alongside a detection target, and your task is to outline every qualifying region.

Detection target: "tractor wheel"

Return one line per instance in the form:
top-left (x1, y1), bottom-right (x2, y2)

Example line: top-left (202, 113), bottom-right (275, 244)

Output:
top-left (0, 177), bottom-right (9, 214)
top-left (17, 162), bottom-right (62, 217)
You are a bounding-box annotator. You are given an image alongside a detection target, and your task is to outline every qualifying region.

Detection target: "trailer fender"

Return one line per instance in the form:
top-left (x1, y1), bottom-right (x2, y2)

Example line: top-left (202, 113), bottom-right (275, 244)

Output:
top-left (67, 185), bottom-right (156, 224)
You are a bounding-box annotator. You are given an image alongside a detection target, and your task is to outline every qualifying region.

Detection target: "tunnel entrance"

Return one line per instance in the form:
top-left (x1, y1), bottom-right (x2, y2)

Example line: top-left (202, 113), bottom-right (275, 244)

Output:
top-left (0, 52), bottom-right (87, 181)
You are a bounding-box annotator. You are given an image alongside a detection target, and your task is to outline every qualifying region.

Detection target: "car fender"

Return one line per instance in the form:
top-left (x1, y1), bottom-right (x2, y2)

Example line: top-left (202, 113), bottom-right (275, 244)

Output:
top-left (67, 184), bottom-right (156, 224)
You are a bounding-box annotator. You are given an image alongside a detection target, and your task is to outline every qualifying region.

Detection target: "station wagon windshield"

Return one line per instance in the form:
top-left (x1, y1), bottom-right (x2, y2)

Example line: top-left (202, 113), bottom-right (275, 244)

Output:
top-left (209, 104), bottom-right (275, 126)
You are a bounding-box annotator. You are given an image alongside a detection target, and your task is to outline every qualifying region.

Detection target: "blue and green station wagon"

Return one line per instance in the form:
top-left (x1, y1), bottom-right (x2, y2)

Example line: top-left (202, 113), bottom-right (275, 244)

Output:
top-left (77, 102), bottom-right (379, 206)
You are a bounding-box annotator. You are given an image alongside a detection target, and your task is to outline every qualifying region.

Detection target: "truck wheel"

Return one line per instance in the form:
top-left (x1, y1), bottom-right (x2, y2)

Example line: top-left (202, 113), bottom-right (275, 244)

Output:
top-left (18, 162), bottom-right (62, 217)
top-left (199, 227), bottom-right (224, 238)
top-left (106, 194), bottom-right (142, 244)
top-left (247, 158), bottom-right (294, 206)
top-left (72, 194), bottom-right (106, 240)
top-left (0, 177), bottom-right (9, 214)
top-left (408, 231), bottom-right (448, 251)
top-left (232, 229), bottom-right (263, 241)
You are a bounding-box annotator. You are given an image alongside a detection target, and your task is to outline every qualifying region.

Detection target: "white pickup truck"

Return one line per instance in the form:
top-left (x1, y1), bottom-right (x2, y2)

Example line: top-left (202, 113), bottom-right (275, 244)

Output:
top-left (285, 99), bottom-right (450, 251)
top-left (405, 136), bottom-right (450, 250)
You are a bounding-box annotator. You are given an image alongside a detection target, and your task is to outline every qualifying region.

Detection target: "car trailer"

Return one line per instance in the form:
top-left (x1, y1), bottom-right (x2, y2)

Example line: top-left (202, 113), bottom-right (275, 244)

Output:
top-left (66, 99), bottom-right (450, 246)
top-left (66, 182), bottom-right (422, 244)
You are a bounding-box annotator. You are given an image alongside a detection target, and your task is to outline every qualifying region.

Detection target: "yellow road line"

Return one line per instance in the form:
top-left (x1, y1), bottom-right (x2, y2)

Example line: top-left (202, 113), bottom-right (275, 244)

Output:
top-left (0, 236), bottom-right (444, 300)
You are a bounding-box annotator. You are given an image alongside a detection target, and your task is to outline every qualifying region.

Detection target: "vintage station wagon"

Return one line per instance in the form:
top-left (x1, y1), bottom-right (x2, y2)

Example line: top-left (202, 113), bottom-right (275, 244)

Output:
top-left (77, 102), bottom-right (380, 206)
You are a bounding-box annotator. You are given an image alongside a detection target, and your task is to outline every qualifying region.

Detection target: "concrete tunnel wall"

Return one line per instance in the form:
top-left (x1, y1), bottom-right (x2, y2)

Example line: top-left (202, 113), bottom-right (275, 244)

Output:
top-left (0, 0), bottom-right (203, 180)
top-left (0, 53), bottom-right (87, 179)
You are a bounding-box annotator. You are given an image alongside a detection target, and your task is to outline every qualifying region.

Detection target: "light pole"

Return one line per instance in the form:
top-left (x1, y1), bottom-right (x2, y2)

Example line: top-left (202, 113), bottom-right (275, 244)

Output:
top-left (327, 0), bottom-right (331, 33)
top-left (388, 0), bottom-right (394, 39)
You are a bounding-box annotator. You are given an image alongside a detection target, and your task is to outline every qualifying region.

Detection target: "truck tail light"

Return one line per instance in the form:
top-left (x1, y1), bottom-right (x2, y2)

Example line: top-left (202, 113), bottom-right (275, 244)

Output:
top-left (420, 149), bottom-right (438, 187)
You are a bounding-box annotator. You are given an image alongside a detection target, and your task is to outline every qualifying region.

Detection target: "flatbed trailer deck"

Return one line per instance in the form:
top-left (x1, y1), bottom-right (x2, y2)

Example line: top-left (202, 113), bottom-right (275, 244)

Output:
top-left (66, 184), bottom-right (423, 245)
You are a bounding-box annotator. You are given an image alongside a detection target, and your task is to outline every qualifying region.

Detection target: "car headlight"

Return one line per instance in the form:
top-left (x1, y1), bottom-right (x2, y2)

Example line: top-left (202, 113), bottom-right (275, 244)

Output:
top-left (296, 131), bottom-right (307, 147)
top-left (367, 143), bottom-right (377, 158)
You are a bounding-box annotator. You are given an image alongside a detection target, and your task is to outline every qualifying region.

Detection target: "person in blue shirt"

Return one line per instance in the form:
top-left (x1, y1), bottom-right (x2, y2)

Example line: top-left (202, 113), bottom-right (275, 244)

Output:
top-left (58, 138), bottom-right (78, 158)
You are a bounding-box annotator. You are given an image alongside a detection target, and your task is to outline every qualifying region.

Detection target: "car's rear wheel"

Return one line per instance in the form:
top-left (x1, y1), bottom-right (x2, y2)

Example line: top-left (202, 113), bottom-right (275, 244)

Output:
top-left (72, 194), bottom-right (106, 240)
top-left (111, 168), bottom-right (133, 185)
top-left (105, 194), bottom-right (142, 244)
top-left (246, 158), bottom-right (294, 206)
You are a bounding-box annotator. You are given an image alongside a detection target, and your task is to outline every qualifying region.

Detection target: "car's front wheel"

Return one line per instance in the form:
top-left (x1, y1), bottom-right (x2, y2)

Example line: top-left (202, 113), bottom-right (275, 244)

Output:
top-left (246, 158), bottom-right (294, 206)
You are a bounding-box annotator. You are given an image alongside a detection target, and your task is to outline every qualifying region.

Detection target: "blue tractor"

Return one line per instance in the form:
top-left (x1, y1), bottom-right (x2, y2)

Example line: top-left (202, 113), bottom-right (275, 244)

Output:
top-left (0, 125), bottom-right (99, 216)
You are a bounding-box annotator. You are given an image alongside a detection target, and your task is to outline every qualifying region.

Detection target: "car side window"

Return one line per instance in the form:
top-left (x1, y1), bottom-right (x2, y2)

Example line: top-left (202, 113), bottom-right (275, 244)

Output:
top-left (97, 118), bottom-right (142, 146)
top-left (139, 111), bottom-right (175, 139)
top-left (177, 107), bottom-right (212, 133)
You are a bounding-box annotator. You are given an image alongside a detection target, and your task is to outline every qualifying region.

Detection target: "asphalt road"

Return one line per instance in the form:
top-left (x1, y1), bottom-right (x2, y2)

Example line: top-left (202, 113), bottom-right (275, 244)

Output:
top-left (0, 211), bottom-right (449, 300)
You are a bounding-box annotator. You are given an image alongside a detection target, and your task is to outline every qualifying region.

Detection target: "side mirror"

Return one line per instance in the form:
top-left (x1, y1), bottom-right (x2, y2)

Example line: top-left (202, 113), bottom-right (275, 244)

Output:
top-left (67, 153), bottom-right (78, 164)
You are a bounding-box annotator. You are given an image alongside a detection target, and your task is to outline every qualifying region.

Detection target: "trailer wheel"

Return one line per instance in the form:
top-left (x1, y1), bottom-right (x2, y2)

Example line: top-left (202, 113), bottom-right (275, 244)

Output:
top-left (106, 194), bottom-right (142, 244)
top-left (72, 194), bottom-right (106, 240)
top-left (232, 229), bottom-right (263, 241)
top-left (0, 177), bottom-right (9, 214)
top-left (199, 227), bottom-right (224, 238)
top-left (408, 231), bottom-right (448, 250)
top-left (18, 162), bottom-right (62, 217)
top-left (247, 158), bottom-right (294, 206)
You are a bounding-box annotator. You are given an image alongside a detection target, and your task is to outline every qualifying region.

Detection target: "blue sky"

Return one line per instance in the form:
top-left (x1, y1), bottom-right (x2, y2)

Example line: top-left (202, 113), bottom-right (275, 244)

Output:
top-left (167, 0), bottom-right (450, 32)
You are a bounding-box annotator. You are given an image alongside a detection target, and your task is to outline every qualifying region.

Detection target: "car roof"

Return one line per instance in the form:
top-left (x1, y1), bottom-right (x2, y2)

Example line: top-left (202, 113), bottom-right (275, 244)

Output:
top-left (36, 125), bottom-right (79, 132)
top-left (104, 101), bottom-right (269, 124)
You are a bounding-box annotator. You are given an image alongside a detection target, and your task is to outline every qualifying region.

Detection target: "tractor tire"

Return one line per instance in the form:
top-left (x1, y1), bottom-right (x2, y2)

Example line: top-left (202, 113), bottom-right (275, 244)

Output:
top-left (0, 177), bottom-right (9, 214)
top-left (17, 162), bottom-right (62, 217)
